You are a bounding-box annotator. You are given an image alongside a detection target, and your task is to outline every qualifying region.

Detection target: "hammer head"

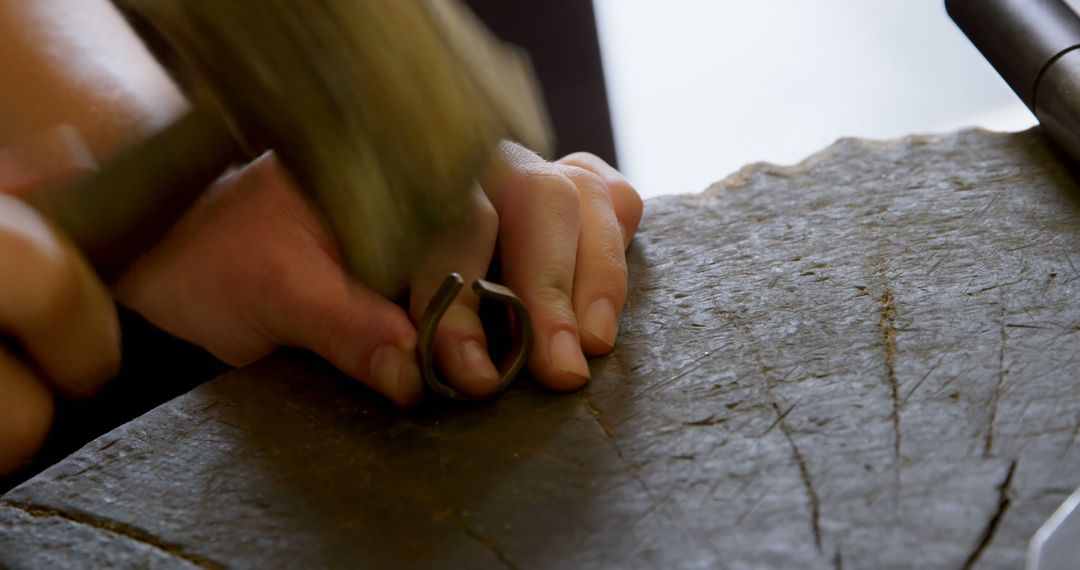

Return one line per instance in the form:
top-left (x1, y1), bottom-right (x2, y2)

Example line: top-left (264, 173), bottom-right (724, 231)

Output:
top-left (117, 0), bottom-right (551, 295)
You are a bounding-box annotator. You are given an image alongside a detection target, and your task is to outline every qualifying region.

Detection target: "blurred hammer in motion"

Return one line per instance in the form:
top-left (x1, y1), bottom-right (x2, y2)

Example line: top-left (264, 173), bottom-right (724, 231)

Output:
top-left (26, 0), bottom-right (552, 294)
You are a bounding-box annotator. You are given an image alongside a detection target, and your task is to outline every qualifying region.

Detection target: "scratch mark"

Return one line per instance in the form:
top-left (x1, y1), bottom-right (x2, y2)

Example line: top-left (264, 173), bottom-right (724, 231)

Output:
top-left (1065, 413), bottom-right (1080, 457)
top-left (985, 296), bottom-right (1007, 458)
top-left (608, 354), bottom-right (633, 387)
top-left (440, 509), bottom-right (520, 570)
top-left (877, 287), bottom-right (901, 463)
top-left (760, 402), bottom-right (797, 436)
top-left (640, 350), bottom-right (713, 395)
top-left (901, 349), bottom-right (951, 408)
top-left (773, 403), bottom-right (823, 552)
top-left (584, 398), bottom-right (658, 506)
top-left (455, 516), bottom-right (518, 570)
top-left (683, 415), bottom-right (729, 427)
top-left (961, 460), bottom-right (1017, 570)
top-left (1043, 270), bottom-right (1059, 292)
top-left (584, 398), bottom-right (614, 439)
top-left (284, 400), bottom-right (335, 432)
top-left (192, 399), bottom-right (220, 414)
top-left (732, 482), bottom-right (777, 528)
top-left (54, 464), bottom-right (96, 482)
top-left (1066, 255), bottom-right (1080, 283)
top-left (215, 419), bottom-right (255, 433)
top-left (926, 250), bottom-right (949, 276)
top-left (966, 280), bottom-right (1023, 296)
top-left (974, 192), bottom-right (1001, 222)
top-left (1, 500), bottom-right (222, 569)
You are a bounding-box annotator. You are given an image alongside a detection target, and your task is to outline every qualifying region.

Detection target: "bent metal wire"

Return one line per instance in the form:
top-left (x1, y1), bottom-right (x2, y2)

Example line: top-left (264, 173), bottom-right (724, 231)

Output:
top-left (417, 273), bottom-right (533, 401)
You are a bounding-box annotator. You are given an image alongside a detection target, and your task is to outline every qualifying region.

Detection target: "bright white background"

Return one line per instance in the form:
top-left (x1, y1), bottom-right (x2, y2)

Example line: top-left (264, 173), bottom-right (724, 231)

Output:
top-left (592, 0), bottom-right (1038, 198)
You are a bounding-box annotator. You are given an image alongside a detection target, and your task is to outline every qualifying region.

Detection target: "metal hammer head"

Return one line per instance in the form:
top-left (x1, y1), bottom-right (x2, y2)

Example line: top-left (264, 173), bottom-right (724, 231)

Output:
top-left (116, 0), bottom-right (552, 295)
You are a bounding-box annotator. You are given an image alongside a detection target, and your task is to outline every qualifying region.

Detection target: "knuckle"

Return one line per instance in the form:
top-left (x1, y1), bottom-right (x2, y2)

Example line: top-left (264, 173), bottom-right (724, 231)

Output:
top-left (611, 177), bottom-right (644, 208)
top-left (497, 140), bottom-right (543, 170)
top-left (523, 283), bottom-right (576, 321)
top-left (610, 179), bottom-right (644, 230)
top-left (617, 181), bottom-right (645, 215)
top-left (503, 169), bottom-right (582, 225)
top-left (531, 171), bottom-right (580, 204)
top-left (559, 152), bottom-right (603, 169)
top-left (561, 165), bottom-right (606, 191)
top-left (562, 168), bottom-right (613, 211)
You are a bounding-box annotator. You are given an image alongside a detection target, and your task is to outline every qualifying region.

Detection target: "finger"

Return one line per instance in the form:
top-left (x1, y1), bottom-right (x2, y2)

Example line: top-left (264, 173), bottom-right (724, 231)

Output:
top-left (558, 165), bottom-right (629, 356)
top-left (557, 152), bottom-right (644, 249)
top-left (0, 125), bottom-right (97, 199)
top-left (0, 347), bottom-right (55, 476)
top-left (408, 186), bottom-right (501, 398)
top-left (0, 195), bottom-right (120, 397)
top-left (267, 253), bottom-right (424, 407)
top-left (482, 142), bottom-right (590, 392)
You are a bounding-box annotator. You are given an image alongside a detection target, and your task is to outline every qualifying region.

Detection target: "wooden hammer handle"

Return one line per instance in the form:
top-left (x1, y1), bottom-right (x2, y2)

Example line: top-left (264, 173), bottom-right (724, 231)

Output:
top-left (25, 106), bottom-right (244, 282)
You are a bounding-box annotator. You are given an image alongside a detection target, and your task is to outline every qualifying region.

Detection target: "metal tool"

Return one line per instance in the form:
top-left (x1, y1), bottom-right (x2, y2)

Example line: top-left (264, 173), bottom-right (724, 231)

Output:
top-left (27, 0), bottom-right (552, 294)
top-left (1028, 486), bottom-right (1080, 569)
top-left (417, 273), bottom-right (533, 400)
top-left (947, 0), bottom-right (1080, 163)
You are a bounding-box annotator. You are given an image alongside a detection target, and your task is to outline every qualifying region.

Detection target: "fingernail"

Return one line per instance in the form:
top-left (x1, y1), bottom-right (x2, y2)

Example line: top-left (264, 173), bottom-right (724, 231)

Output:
top-left (371, 342), bottom-right (423, 405)
top-left (370, 343), bottom-right (405, 396)
top-left (396, 356), bottom-right (423, 406)
top-left (550, 330), bottom-right (590, 379)
top-left (582, 298), bottom-right (617, 349)
top-left (461, 339), bottom-right (500, 382)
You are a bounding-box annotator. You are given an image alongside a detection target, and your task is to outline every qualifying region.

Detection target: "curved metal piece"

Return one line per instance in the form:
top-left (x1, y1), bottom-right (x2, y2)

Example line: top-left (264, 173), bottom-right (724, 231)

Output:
top-left (417, 273), bottom-right (534, 401)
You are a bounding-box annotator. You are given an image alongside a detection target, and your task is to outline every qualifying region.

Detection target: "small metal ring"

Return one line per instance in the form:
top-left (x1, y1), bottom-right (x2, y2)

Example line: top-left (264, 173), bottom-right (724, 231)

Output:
top-left (416, 273), bottom-right (534, 400)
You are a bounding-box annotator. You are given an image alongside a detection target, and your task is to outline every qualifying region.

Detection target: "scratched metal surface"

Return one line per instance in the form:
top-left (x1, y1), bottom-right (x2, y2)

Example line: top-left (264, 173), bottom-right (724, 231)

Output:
top-left (4, 128), bottom-right (1080, 569)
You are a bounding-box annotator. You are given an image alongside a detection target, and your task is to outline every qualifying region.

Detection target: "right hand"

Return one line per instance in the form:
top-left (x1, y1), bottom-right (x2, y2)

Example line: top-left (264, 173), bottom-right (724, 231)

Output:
top-left (0, 130), bottom-right (120, 476)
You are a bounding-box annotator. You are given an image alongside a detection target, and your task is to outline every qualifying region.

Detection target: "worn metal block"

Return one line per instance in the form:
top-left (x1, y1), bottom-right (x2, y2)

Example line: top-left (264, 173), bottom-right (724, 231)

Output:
top-left (4, 128), bottom-right (1080, 569)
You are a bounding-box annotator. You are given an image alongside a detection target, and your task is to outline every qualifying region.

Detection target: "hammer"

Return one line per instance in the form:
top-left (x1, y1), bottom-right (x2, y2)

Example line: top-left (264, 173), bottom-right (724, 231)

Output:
top-left (24, 0), bottom-right (552, 295)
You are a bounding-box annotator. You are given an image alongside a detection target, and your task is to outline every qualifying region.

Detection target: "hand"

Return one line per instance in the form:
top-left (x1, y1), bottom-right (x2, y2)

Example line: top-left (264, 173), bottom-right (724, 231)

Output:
top-left (0, 129), bottom-right (120, 476)
top-left (115, 142), bottom-right (642, 404)
top-left (408, 142), bottom-right (643, 396)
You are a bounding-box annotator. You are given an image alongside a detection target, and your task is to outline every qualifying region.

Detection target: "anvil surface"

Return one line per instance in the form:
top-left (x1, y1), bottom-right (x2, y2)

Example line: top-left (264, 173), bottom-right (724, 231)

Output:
top-left (3, 129), bottom-right (1080, 569)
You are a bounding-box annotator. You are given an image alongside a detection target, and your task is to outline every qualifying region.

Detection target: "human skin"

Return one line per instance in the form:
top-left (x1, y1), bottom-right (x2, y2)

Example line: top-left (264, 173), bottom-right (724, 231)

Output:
top-left (0, 0), bottom-right (643, 472)
top-left (0, 131), bottom-right (121, 475)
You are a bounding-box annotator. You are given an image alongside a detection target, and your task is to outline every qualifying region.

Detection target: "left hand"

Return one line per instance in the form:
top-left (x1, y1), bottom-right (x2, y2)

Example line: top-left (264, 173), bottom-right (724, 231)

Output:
top-left (409, 141), bottom-right (644, 397)
top-left (114, 142), bottom-right (642, 404)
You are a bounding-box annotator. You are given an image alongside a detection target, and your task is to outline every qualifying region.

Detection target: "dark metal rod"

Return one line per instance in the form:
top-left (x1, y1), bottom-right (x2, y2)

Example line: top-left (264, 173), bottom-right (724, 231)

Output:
top-left (948, 0), bottom-right (1080, 161)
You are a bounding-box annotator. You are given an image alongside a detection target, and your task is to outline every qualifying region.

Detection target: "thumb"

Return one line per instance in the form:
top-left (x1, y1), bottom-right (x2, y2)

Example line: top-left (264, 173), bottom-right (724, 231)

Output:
top-left (268, 264), bottom-right (424, 407)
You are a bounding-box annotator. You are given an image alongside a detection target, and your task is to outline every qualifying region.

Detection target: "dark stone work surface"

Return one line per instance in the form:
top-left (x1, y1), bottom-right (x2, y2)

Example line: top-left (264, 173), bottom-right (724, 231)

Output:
top-left (4, 128), bottom-right (1080, 569)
